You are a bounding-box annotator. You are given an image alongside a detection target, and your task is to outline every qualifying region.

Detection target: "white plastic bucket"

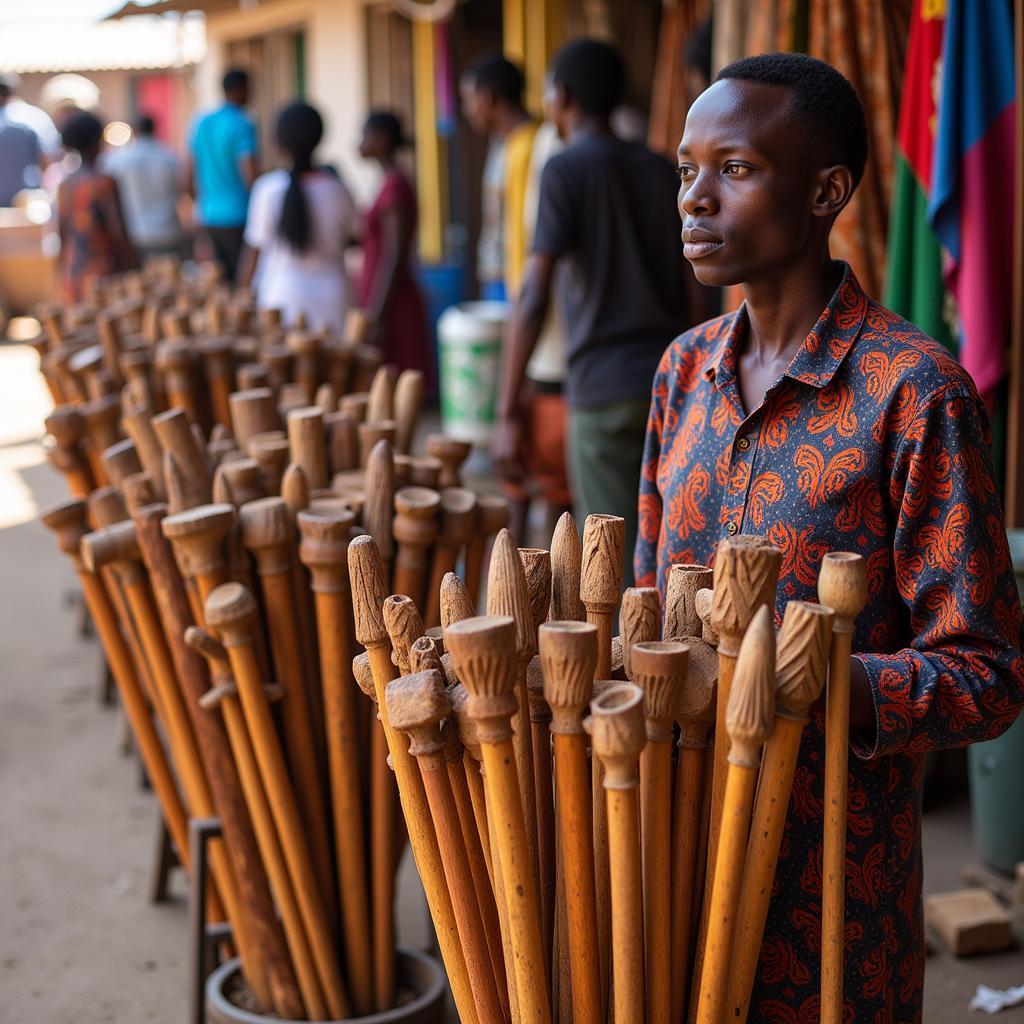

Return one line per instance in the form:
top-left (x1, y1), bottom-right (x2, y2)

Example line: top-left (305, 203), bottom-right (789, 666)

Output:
top-left (436, 300), bottom-right (509, 445)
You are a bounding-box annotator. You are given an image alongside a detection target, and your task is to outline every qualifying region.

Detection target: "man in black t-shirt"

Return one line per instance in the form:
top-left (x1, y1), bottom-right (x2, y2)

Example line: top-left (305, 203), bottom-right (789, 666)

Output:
top-left (494, 38), bottom-right (711, 583)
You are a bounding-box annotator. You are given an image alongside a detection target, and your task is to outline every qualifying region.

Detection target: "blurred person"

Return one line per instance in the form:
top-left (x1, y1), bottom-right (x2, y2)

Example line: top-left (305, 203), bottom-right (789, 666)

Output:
top-left (460, 53), bottom-right (538, 300)
top-left (357, 111), bottom-right (433, 385)
top-left (0, 72), bottom-right (60, 161)
top-left (188, 68), bottom-right (257, 283)
top-left (238, 101), bottom-right (358, 332)
top-left (496, 38), bottom-right (710, 586)
top-left (103, 114), bottom-right (183, 264)
top-left (57, 112), bottom-right (135, 301)
top-left (0, 79), bottom-right (42, 206)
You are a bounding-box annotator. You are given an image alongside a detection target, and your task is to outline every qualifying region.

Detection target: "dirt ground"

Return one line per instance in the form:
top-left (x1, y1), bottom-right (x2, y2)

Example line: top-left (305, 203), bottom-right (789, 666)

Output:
top-left (1, 338), bottom-right (1022, 1023)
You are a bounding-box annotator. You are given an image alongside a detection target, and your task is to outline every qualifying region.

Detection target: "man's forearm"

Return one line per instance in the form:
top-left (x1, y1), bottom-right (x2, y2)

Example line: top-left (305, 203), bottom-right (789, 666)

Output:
top-left (499, 286), bottom-right (547, 418)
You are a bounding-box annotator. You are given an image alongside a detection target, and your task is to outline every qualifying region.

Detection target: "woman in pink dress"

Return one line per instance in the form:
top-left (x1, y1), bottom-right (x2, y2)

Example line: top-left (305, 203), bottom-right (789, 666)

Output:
top-left (357, 111), bottom-right (434, 386)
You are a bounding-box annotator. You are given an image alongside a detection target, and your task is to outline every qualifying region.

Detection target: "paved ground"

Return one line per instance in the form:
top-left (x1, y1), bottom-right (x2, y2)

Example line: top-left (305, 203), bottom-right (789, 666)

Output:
top-left (1, 338), bottom-right (1022, 1022)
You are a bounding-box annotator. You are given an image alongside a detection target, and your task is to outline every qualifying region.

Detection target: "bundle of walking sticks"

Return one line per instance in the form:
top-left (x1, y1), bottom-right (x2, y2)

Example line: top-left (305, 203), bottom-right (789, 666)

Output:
top-left (37, 261), bottom-right (515, 1020)
top-left (347, 516), bottom-right (867, 1024)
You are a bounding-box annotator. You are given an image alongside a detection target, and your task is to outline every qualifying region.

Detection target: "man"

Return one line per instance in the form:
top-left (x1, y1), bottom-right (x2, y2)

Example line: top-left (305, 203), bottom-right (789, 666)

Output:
top-left (635, 53), bottom-right (1024, 1021)
top-left (498, 38), bottom-right (706, 584)
top-left (104, 114), bottom-right (183, 264)
top-left (0, 77), bottom-right (43, 206)
top-left (189, 69), bottom-right (257, 282)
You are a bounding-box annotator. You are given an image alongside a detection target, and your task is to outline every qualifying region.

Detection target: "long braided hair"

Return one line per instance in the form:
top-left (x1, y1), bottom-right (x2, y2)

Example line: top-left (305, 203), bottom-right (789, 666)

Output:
top-left (275, 101), bottom-right (324, 253)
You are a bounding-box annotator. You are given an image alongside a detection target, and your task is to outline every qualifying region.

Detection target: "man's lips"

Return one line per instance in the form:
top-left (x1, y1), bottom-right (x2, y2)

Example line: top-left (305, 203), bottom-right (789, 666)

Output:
top-left (682, 226), bottom-right (724, 259)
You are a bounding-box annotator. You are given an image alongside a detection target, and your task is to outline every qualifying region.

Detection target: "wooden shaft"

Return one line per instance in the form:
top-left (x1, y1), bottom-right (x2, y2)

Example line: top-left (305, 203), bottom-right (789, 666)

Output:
top-left (369, 712), bottom-right (396, 1011)
top-left (464, 751), bottom-right (493, 885)
top-left (287, 406), bottom-right (328, 490)
top-left (642, 738), bottom-right (673, 1022)
top-left (392, 486), bottom-right (440, 608)
top-left (206, 585), bottom-right (351, 1019)
top-left (531, 714), bottom-right (555, 982)
top-left (485, 767), bottom-right (522, 1024)
top-left (199, 339), bottom-right (234, 428)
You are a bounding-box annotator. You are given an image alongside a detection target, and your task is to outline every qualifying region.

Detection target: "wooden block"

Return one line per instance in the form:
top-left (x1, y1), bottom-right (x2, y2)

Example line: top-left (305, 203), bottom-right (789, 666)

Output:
top-left (925, 888), bottom-right (1013, 956)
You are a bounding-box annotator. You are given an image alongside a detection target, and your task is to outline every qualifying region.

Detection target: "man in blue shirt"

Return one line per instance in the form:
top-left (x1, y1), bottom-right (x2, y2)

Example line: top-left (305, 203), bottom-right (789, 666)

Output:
top-left (189, 68), bottom-right (258, 282)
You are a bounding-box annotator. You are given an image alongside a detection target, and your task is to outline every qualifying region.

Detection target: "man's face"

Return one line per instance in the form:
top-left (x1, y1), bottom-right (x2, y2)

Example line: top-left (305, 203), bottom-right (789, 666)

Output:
top-left (460, 78), bottom-right (493, 136)
top-left (676, 79), bottom-right (820, 287)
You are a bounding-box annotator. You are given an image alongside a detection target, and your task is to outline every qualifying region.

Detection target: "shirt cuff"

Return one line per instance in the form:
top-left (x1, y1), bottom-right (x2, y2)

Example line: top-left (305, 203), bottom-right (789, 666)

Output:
top-left (849, 652), bottom-right (911, 761)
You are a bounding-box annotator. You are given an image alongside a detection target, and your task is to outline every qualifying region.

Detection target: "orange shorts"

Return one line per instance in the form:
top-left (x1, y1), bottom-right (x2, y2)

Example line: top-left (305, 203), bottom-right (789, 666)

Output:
top-left (502, 389), bottom-right (573, 507)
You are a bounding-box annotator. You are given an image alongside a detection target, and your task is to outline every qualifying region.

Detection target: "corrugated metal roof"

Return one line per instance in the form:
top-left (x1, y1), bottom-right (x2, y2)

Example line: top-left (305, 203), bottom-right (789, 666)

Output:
top-left (0, 15), bottom-right (206, 73)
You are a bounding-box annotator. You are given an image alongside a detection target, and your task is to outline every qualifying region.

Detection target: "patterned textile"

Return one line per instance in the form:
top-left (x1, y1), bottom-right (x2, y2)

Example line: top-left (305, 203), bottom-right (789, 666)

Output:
top-left (57, 170), bottom-right (122, 303)
top-left (635, 262), bottom-right (1024, 1022)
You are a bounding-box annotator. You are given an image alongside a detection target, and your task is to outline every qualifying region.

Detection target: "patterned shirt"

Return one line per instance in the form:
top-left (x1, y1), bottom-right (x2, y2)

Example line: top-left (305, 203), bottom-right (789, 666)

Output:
top-left (635, 262), bottom-right (1024, 1023)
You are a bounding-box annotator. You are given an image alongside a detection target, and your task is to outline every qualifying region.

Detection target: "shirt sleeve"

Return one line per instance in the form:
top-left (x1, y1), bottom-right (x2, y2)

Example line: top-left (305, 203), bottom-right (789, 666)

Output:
top-left (852, 385), bottom-right (1024, 759)
top-left (531, 157), bottom-right (576, 257)
top-left (633, 345), bottom-right (673, 589)
top-left (243, 176), bottom-right (273, 249)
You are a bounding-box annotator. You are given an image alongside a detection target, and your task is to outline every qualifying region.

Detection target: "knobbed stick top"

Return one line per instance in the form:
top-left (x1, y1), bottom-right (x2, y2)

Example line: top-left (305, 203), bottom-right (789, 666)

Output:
top-left (589, 683), bottom-right (646, 790)
top-left (45, 405), bottom-right (86, 448)
top-left (675, 638), bottom-right (718, 748)
top-left (445, 615), bottom-right (520, 744)
top-left (239, 496), bottom-right (296, 575)
top-left (630, 640), bottom-right (690, 743)
top-left (393, 369), bottom-right (425, 455)
top-left (580, 514), bottom-right (625, 612)
top-left (338, 391), bottom-right (369, 425)
top-left (88, 485), bottom-right (128, 528)
top-left (620, 587), bottom-right (661, 681)
top-left (664, 564), bottom-right (713, 641)
top-left (550, 511), bottom-right (585, 621)
top-left (519, 547), bottom-right (552, 636)
top-left (161, 502), bottom-right (236, 577)
top-left (40, 496), bottom-right (90, 566)
top-left (121, 472), bottom-right (157, 515)
top-left (726, 605), bottom-right (776, 767)
top-left (425, 434), bottom-right (472, 489)
top-left (526, 654), bottom-right (551, 723)
top-left (386, 669), bottom-right (449, 759)
top-left (538, 620), bottom-right (598, 734)
top-left (487, 529), bottom-right (536, 665)
top-left (287, 406), bottom-right (328, 490)
top-left (817, 552), bottom-right (867, 634)
top-left (710, 535), bottom-right (782, 656)
top-left (410, 635), bottom-right (444, 676)
top-left (101, 438), bottom-right (142, 488)
top-left (363, 438), bottom-right (395, 562)
top-left (204, 580), bottom-right (260, 648)
top-left (366, 365), bottom-right (397, 423)
top-left (393, 486), bottom-right (441, 550)
top-left (694, 587), bottom-right (718, 646)
top-left (476, 493), bottom-right (510, 542)
top-left (80, 519), bottom-right (142, 579)
top-left (219, 457), bottom-right (264, 507)
top-left (409, 456), bottom-right (442, 489)
top-left (438, 488), bottom-right (478, 549)
top-left (440, 572), bottom-right (476, 641)
top-left (297, 509), bottom-right (356, 594)
top-left (281, 462), bottom-right (310, 521)
top-left (249, 432), bottom-right (291, 495)
top-left (775, 601), bottom-right (834, 721)
top-left (152, 408), bottom-right (211, 501)
top-left (352, 651), bottom-right (377, 703)
top-left (229, 387), bottom-right (279, 454)
top-left (358, 420), bottom-right (397, 467)
top-left (384, 595), bottom-right (426, 677)
top-left (348, 533), bottom-right (389, 649)
top-left (122, 406), bottom-right (167, 501)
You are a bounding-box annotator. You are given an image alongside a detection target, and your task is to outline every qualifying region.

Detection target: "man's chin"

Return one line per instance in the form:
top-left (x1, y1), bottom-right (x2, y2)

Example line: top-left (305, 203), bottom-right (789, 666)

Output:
top-left (687, 260), bottom-right (742, 289)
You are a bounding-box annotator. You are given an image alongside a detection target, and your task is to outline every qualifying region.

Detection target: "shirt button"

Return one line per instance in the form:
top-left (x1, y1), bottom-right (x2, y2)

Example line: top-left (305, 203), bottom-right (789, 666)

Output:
top-left (726, 522), bottom-right (739, 536)
top-left (737, 437), bottom-right (751, 452)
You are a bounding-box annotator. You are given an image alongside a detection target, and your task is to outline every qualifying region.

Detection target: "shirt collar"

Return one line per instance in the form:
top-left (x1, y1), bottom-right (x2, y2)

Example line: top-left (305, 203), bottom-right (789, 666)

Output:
top-left (701, 261), bottom-right (868, 390)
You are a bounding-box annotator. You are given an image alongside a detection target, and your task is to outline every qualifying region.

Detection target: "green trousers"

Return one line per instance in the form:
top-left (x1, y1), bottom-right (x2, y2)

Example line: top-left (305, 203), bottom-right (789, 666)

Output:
top-left (567, 395), bottom-right (651, 590)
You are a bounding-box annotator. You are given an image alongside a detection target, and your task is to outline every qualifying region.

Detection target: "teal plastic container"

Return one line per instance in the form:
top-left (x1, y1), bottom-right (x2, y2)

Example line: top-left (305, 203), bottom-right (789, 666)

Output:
top-left (967, 529), bottom-right (1024, 873)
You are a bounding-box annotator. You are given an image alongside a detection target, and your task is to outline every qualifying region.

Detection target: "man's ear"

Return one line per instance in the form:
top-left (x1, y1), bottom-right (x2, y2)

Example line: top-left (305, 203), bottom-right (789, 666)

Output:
top-left (811, 165), bottom-right (855, 220)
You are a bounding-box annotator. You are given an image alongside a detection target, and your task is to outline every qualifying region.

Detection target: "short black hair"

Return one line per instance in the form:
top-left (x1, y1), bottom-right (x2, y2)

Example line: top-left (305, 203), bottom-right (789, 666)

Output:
top-left (364, 110), bottom-right (408, 153)
top-left (463, 53), bottom-right (524, 106)
top-left (222, 68), bottom-right (249, 96)
top-left (717, 52), bottom-right (868, 186)
top-left (61, 111), bottom-right (103, 154)
top-left (551, 39), bottom-right (625, 119)
top-left (136, 114), bottom-right (156, 136)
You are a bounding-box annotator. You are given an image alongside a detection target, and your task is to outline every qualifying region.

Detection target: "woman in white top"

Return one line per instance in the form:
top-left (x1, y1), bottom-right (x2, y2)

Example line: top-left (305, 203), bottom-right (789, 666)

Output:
top-left (239, 101), bottom-right (358, 331)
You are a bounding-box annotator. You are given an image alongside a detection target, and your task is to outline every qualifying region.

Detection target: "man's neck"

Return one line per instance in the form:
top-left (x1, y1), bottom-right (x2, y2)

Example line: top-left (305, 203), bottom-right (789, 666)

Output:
top-left (493, 105), bottom-right (530, 140)
top-left (566, 114), bottom-right (612, 144)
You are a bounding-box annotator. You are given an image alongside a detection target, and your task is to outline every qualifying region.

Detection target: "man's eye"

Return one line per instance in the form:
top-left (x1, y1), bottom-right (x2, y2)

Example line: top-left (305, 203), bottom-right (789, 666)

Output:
top-left (723, 163), bottom-right (749, 176)
top-left (676, 165), bottom-right (697, 180)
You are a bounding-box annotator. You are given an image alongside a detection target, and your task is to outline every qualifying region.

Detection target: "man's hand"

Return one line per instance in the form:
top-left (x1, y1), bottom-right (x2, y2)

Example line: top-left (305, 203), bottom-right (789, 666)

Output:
top-left (491, 414), bottom-right (526, 482)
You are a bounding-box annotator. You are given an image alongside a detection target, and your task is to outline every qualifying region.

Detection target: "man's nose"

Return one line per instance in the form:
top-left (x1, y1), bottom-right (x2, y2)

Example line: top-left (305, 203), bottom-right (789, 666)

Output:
top-left (679, 171), bottom-right (718, 217)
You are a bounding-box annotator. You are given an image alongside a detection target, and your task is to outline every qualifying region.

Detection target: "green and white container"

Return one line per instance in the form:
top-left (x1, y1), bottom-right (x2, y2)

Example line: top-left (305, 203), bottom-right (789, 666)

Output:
top-left (437, 301), bottom-right (509, 445)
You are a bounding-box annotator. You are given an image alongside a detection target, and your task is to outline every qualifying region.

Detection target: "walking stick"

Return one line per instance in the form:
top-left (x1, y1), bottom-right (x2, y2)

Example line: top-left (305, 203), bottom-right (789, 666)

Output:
top-left (631, 640), bottom-right (689, 1024)
top-left (388, 670), bottom-right (508, 1024)
top-left (364, 438), bottom-right (395, 581)
top-left (465, 494), bottom-right (510, 607)
top-left (359, 421), bottom-right (398, 467)
top-left (441, 571), bottom-right (477, 635)
top-left (486, 529), bottom-right (539, 874)
top-left (621, 587), bottom-right (661, 680)
top-left (249, 432), bottom-right (291, 495)
top-left (366, 365), bottom-right (397, 422)
top-left (549, 511), bottom-right (585, 622)
top-left (696, 606), bottom-right (775, 1024)
top-left (152, 407), bottom-right (212, 506)
top-left (426, 434), bottom-right (472, 488)
top-left (239, 496), bottom-right (336, 922)
top-left (664, 564), bottom-right (713, 641)
top-left (45, 407), bottom-right (94, 497)
top-left (188, 626), bottom-right (328, 1022)
top-left (230, 388), bottom-right (280, 455)
top-left (392, 486), bottom-right (440, 610)
top-left (539, 620), bottom-right (601, 1024)
top-left (287, 406), bottom-right (328, 490)
top-left (728, 600), bottom-right (833, 1021)
top-left (297, 508), bottom-right (375, 1017)
top-left (205, 582), bottom-right (351, 1019)
top-left (447, 615), bottom-right (552, 1024)
top-left (590, 682), bottom-right (647, 1024)
top-left (327, 411), bottom-right (359, 474)
top-left (818, 552), bottom-right (867, 1024)
top-left (197, 336), bottom-right (234, 429)
top-left (425, 488), bottom-right (477, 627)
top-left (393, 369), bottom-right (425, 455)
top-left (122, 405), bottom-right (168, 502)
top-left (348, 535), bottom-right (481, 1024)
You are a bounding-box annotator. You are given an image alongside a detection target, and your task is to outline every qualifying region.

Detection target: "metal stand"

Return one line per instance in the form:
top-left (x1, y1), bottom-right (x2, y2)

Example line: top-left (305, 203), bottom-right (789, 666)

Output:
top-left (189, 817), bottom-right (231, 1024)
top-left (150, 816), bottom-right (179, 904)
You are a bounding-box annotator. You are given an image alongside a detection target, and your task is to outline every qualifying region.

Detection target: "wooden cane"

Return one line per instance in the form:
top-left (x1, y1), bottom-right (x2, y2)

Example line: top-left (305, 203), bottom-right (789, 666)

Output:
top-left (339, 391), bottom-right (369, 424)
top-left (426, 433), bottom-right (472, 488)
top-left (188, 626), bottom-right (328, 1022)
top-left (447, 615), bottom-right (552, 1024)
top-left (392, 486), bottom-right (440, 610)
top-left (486, 529), bottom-right (539, 876)
top-left (152, 407), bottom-right (212, 508)
top-left (539, 620), bottom-right (602, 1024)
top-left (631, 640), bottom-right (689, 1024)
top-left (388, 670), bottom-right (508, 1024)
top-left (219, 457), bottom-right (264, 507)
top-left (664, 564), bottom-right (713, 642)
top-left (359, 420), bottom-right (398, 467)
top-left (230, 388), bottom-right (280, 455)
top-left (465, 494), bottom-right (509, 606)
top-left (286, 327), bottom-right (321, 402)
top-left (393, 369), bottom-right (425, 455)
top-left (101, 438), bottom-right (142, 491)
top-left (327, 411), bottom-right (359, 475)
top-left (155, 338), bottom-right (202, 425)
top-left (728, 600), bottom-right (833, 1022)
top-left (348, 534), bottom-right (481, 1024)
top-left (818, 552), bottom-right (867, 1024)
top-left (364, 438), bottom-right (395, 580)
top-left (45, 407), bottom-right (95, 497)
top-left (590, 682), bottom-right (647, 1024)
top-left (621, 587), bottom-right (662, 681)
top-left (287, 406), bottom-right (329, 491)
top-left (366, 365), bottom-right (397, 422)
top-left (696, 605), bottom-right (775, 1024)
top-left (122, 405), bottom-right (168, 502)
top-left (249, 432), bottom-right (291, 495)
top-left (238, 496), bottom-right (336, 923)
top-left (205, 582), bottom-right (351, 1019)
top-left (440, 570), bottom-right (477, 635)
top-left (295, 508), bottom-right (375, 1015)
top-left (549, 511), bottom-right (585, 622)
top-left (198, 336), bottom-right (235, 428)
top-left (425, 488), bottom-right (477, 627)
